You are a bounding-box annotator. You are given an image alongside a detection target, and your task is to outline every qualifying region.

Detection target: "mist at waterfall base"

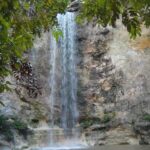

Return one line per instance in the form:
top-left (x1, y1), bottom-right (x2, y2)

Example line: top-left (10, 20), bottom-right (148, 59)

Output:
top-left (39, 12), bottom-right (86, 150)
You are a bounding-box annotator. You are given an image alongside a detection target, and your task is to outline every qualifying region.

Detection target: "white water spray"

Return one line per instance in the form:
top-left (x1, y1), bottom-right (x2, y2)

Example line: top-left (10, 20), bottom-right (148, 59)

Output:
top-left (47, 12), bottom-right (83, 149)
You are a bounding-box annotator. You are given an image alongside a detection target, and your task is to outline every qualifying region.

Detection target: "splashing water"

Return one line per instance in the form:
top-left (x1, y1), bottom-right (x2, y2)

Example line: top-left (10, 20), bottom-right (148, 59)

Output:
top-left (58, 12), bottom-right (78, 130)
top-left (47, 12), bottom-right (83, 149)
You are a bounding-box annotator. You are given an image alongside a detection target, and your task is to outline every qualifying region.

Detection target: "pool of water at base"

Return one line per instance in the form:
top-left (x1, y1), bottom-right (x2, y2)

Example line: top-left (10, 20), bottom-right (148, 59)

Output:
top-left (31, 145), bottom-right (150, 150)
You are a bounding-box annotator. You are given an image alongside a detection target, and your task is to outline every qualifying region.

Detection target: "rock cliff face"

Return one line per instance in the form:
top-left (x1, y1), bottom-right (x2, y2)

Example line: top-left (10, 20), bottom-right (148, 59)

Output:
top-left (0, 33), bottom-right (52, 149)
top-left (76, 21), bottom-right (150, 145)
top-left (0, 12), bottom-right (150, 150)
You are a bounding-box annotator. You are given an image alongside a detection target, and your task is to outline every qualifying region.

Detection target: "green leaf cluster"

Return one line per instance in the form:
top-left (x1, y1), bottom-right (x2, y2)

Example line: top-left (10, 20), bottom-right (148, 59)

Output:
top-left (77, 0), bottom-right (150, 38)
top-left (0, 0), bottom-right (69, 92)
top-left (0, 115), bottom-right (30, 141)
top-left (80, 117), bottom-right (101, 129)
top-left (143, 114), bottom-right (150, 121)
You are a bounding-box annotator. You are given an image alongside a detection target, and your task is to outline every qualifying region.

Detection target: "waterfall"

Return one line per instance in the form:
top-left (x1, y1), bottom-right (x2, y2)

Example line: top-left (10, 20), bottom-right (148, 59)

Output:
top-left (58, 12), bottom-right (78, 130)
top-left (49, 12), bottom-right (79, 143)
top-left (30, 12), bottom-right (87, 150)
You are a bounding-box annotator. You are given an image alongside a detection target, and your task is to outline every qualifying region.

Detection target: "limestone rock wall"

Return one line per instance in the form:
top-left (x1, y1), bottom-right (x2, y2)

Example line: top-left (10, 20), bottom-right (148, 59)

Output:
top-left (76, 21), bottom-right (150, 145)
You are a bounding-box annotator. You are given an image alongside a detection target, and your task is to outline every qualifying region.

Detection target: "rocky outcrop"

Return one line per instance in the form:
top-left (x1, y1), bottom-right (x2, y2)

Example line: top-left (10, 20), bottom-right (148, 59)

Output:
top-left (77, 20), bottom-right (150, 145)
top-left (67, 0), bottom-right (80, 12)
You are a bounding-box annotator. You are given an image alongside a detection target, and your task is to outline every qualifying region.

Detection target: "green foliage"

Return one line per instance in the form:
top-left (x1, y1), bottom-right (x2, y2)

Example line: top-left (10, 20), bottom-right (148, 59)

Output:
top-left (0, 115), bottom-right (13, 141)
top-left (143, 114), bottom-right (150, 121)
top-left (52, 27), bottom-right (63, 42)
top-left (0, 115), bottom-right (30, 141)
top-left (13, 118), bottom-right (27, 129)
top-left (102, 114), bottom-right (111, 123)
top-left (13, 118), bottom-right (30, 139)
top-left (77, 0), bottom-right (150, 38)
top-left (0, 81), bottom-right (11, 93)
top-left (80, 117), bottom-right (101, 129)
top-left (0, 0), bottom-right (69, 92)
top-left (101, 112), bottom-right (116, 123)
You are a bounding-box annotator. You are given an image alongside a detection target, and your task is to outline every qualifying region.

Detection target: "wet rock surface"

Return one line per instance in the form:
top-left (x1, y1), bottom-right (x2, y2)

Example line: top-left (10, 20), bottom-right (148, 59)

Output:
top-left (67, 0), bottom-right (80, 12)
top-left (77, 21), bottom-right (150, 145)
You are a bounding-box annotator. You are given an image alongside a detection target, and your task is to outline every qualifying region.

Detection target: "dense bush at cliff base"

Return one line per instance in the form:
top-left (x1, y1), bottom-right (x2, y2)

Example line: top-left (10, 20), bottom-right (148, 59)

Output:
top-left (0, 115), bottom-right (31, 141)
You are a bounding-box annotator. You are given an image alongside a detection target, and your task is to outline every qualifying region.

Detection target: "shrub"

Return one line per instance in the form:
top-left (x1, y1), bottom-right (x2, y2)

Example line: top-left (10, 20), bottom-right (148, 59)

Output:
top-left (80, 117), bottom-right (101, 129)
top-left (0, 115), bottom-right (31, 141)
top-left (102, 114), bottom-right (111, 123)
top-left (143, 114), bottom-right (150, 121)
top-left (101, 112), bottom-right (116, 123)
top-left (0, 115), bottom-right (13, 141)
top-left (12, 118), bottom-right (30, 139)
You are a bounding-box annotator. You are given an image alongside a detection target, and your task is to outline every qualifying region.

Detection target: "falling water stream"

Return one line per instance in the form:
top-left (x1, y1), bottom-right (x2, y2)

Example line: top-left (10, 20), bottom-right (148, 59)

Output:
top-left (58, 12), bottom-right (78, 130)
top-left (45, 12), bottom-right (83, 150)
